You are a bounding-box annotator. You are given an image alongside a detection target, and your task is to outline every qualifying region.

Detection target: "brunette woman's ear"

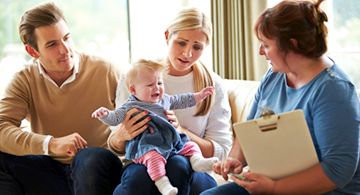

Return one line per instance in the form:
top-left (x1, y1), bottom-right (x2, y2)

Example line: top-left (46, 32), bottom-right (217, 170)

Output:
top-left (25, 44), bottom-right (39, 58)
top-left (290, 38), bottom-right (299, 49)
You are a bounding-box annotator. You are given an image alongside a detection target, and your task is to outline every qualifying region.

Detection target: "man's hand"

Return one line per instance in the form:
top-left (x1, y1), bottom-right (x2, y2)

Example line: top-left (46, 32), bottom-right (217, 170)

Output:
top-left (48, 133), bottom-right (88, 156)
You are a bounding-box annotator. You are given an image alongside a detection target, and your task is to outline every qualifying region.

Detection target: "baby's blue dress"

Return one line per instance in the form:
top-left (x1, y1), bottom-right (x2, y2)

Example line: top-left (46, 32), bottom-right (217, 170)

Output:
top-left (99, 93), bottom-right (196, 160)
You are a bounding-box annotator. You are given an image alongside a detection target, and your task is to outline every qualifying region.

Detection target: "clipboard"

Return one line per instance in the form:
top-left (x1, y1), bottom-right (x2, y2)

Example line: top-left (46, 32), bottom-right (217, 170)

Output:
top-left (233, 106), bottom-right (319, 180)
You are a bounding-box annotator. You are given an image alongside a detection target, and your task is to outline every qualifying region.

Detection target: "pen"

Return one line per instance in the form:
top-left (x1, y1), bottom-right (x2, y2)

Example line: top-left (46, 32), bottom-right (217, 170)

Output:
top-left (229, 172), bottom-right (246, 181)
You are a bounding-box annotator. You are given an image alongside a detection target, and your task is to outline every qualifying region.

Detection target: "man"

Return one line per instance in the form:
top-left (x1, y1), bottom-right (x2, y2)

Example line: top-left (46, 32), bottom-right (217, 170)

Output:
top-left (0, 2), bottom-right (122, 195)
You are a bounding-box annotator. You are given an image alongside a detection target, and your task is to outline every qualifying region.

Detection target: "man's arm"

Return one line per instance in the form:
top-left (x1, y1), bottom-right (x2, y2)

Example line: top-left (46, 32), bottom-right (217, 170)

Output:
top-left (0, 71), bottom-right (46, 155)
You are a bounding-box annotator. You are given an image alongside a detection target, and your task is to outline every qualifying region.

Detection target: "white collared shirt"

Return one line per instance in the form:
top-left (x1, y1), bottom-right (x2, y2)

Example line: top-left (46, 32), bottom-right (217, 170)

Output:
top-left (38, 52), bottom-right (80, 155)
top-left (37, 52), bottom-right (80, 88)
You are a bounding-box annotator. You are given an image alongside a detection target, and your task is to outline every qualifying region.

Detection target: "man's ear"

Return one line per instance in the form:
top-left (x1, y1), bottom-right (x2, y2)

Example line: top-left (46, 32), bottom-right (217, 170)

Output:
top-left (290, 38), bottom-right (298, 49)
top-left (129, 85), bottom-right (136, 95)
top-left (25, 44), bottom-right (39, 58)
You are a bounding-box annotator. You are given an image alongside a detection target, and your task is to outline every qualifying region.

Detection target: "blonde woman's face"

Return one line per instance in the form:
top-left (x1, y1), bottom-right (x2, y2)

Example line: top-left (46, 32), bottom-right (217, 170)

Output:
top-left (166, 29), bottom-right (208, 76)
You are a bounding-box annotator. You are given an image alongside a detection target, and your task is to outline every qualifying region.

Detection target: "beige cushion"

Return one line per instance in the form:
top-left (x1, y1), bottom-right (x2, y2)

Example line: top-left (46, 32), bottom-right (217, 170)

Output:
top-left (224, 79), bottom-right (259, 127)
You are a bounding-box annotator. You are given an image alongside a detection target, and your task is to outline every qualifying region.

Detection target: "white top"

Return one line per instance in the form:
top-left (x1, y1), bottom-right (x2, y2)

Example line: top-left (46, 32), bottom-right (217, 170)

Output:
top-left (112, 69), bottom-right (232, 159)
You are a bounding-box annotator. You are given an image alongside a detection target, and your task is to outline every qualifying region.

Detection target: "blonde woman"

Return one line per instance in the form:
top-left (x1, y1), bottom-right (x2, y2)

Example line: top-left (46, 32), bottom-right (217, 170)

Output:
top-left (109, 7), bottom-right (232, 195)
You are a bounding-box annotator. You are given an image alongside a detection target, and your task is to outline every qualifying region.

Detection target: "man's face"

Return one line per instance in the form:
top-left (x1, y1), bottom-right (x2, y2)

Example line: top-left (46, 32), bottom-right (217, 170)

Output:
top-left (29, 19), bottom-right (75, 79)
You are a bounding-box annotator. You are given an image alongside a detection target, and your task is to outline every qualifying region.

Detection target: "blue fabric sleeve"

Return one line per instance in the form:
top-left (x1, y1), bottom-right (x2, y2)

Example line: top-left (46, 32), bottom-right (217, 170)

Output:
top-left (312, 80), bottom-right (360, 188)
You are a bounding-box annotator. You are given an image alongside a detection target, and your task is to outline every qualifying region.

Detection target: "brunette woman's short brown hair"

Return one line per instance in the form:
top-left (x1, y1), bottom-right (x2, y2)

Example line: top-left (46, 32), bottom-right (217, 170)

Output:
top-left (254, 0), bottom-right (328, 59)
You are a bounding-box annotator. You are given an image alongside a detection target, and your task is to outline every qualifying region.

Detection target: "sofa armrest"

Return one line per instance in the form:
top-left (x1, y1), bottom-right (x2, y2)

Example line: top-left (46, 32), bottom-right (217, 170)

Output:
top-left (224, 79), bottom-right (260, 125)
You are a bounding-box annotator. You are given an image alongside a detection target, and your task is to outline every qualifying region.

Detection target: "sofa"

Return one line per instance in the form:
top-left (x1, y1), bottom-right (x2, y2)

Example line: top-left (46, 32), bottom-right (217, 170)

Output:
top-left (213, 79), bottom-right (360, 185)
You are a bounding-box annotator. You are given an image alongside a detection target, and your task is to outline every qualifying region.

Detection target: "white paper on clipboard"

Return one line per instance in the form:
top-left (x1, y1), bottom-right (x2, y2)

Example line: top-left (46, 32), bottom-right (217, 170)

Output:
top-left (233, 108), bottom-right (319, 180)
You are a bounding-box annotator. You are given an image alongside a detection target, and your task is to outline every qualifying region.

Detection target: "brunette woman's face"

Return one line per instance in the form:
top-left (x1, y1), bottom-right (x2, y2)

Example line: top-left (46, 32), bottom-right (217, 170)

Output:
top-left (165, 29), bottom-right (208, 76)
top-left (258, 32), bottom-right (290, 73)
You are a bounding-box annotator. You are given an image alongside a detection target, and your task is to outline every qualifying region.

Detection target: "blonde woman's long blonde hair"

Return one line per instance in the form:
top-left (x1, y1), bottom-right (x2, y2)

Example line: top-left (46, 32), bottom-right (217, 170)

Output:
top-left (166, 7), bottom-right (214, 116)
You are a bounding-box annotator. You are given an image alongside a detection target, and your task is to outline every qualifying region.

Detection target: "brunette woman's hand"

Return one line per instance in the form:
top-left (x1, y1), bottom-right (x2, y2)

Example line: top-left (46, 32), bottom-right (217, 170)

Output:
top-left (212, 157), bottom-right (244, 181)
top-left (110, 108), bottom-right (150, 151)
top-left (233, 171), bottom-right (276, 195)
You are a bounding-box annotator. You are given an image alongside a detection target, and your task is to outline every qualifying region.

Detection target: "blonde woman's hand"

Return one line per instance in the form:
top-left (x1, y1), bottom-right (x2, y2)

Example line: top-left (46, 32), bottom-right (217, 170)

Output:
top-left (110, 108), bottom-right (150, 151)
top-left (165, 110), bottom-right (182, 132)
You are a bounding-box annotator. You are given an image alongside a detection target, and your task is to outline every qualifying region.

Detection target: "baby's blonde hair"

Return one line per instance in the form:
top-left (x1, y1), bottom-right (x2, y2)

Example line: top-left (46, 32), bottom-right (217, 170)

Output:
top-left (126, 58), bottom-right (168, 87)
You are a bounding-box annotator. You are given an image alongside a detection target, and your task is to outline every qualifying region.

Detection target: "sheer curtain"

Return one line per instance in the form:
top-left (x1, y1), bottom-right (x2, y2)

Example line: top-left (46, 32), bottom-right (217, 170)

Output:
top-left (211, 0), bottom-right (268, 81)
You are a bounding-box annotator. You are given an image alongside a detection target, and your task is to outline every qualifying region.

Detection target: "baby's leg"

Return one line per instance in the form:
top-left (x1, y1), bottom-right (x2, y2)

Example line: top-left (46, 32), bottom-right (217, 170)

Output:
top-left (133, 150), bottom-right (177, 195)
top-left (155, 176), bottom-right (178, 195)
top-left (179, 141), bottom-right (219, 172)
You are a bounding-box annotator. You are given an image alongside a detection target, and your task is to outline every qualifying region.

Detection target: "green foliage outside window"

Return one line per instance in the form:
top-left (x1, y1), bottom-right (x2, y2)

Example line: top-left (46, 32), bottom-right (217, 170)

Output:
top-left (0, 0), bottom-right (130, 97)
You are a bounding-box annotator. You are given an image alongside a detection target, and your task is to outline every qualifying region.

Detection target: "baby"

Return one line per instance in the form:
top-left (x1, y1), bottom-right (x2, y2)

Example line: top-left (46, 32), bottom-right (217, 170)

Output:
top-left (92, 58), bottom-right (218, 195)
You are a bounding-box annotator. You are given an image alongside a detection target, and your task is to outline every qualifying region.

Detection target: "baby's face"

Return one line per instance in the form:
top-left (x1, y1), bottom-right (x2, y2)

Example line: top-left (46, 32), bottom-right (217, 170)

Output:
top-left (132, 69), bottom-right (164, 103)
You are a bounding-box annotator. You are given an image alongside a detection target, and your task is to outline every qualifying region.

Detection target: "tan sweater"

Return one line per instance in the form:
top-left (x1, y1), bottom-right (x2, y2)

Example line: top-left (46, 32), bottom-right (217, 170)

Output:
top-left (0, 51), bottom-right (121, 164)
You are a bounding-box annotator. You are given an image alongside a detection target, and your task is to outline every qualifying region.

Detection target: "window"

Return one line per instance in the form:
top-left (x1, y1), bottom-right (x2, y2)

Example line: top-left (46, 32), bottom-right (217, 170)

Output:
top-left (128, 0), bottom-right (212, 69)
top-left (0, 0), bottom-right (213, 99)
top-left (325, 0), bottom-right (360, 88)
top-left (268, 0), bottom-right (360, 88)
top-left (0, 0), bottom-right (130, 98)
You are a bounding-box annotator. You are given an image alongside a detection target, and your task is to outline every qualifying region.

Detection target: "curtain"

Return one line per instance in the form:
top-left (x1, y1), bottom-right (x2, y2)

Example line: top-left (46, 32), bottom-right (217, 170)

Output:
top-left (211, 0), bottom-right (268, 81)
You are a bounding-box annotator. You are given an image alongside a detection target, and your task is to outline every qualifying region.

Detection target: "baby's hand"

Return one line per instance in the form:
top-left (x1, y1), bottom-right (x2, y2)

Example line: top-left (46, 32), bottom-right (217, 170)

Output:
top-left (195, 86), bottom-right (215, 103)
top-left (91, 107), bottom-right (109, 118)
